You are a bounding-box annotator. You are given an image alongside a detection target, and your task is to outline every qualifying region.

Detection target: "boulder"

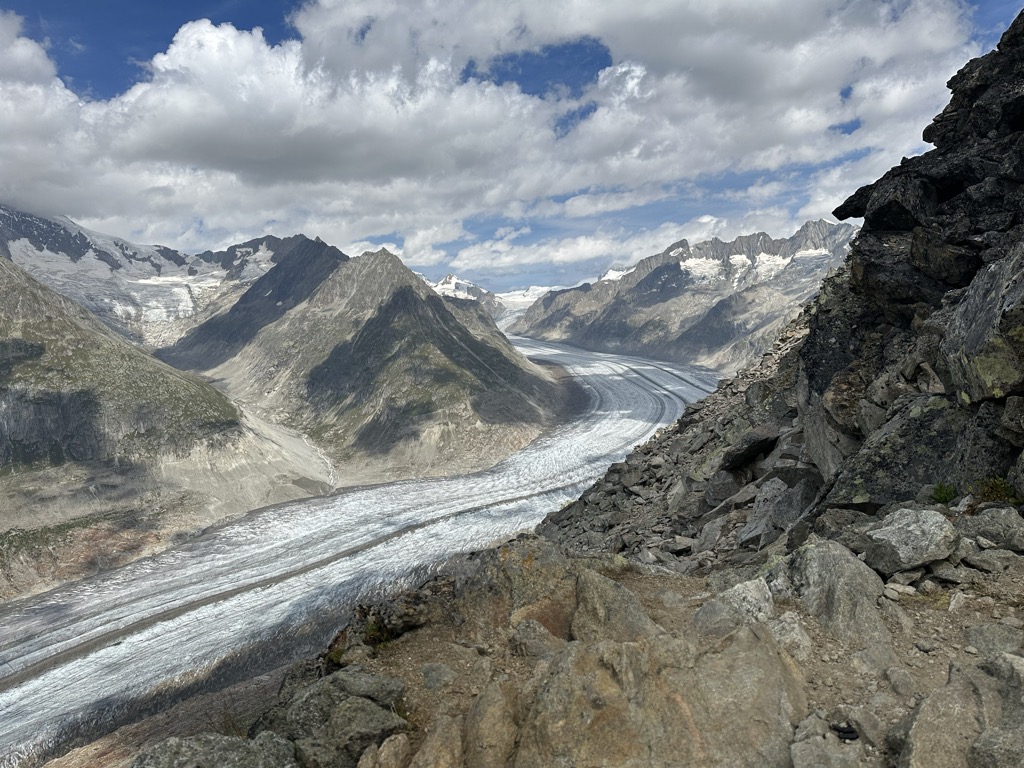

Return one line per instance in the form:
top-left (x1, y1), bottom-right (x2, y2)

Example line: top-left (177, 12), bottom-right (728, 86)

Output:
top-left (132, 733), bottom-right (298, 768)
top-left (966, 623), bottom-right (1024, 658)
top-left (956, 507), bottom-right (1024, 552)
top-left (277, 675), bottom-right (409, 768)
top-left (513, 627), bottom-right (805, 768)
top-left (826, 397), bottom-right (970, 509)
top-left (891, 665), bottom-right (1001, 768)
top-left (463, 681), bottom-right (518, 768)
top-left (864, 506), bottom-right (958, 575)
top-left (693, 578), bottom-right (774, 638)
top-left (783, 539), bottom-right (893, 660)
top-left (719, 425), bottom-right (780, 471)
top-left (968, 654), bottom-right (1024, 768)
top-left (571, 568), bottom-right (662, 643)
top-left (357, 734), bottom-right (411, 768)
top-left (409, 716), bottom-right (464, 768)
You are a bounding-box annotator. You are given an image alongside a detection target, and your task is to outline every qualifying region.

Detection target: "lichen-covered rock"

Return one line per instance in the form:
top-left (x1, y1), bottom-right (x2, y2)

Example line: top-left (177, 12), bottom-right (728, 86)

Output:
top-left (956, 507), bottom-right (1024, 552)
top-left (826, 397), bottom-right (969, 509)
top-left (864, 506), bottom-right (958, 575)
top-left (941, 245), bottom-right (1024, 403)
top-left (132, 732), bottom-right (298, 768)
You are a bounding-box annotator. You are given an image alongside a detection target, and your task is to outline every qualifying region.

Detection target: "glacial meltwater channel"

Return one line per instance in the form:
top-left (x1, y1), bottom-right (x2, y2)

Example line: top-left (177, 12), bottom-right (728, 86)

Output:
top-left (0, 339), bottom-right (718, 765)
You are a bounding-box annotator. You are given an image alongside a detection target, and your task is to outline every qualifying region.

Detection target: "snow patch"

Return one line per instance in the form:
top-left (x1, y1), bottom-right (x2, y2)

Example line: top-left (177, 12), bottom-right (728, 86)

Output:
top-left (600, 265), bottom-right (634, 282)
top-left (680, 257), bottom-right (726, 282)
top-left (754, 252), bottom-right (792, 280)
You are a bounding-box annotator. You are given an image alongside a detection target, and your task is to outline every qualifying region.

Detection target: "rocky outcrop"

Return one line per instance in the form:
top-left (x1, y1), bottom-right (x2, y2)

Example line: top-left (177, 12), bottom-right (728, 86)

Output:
top-left (511, 219), bottom-right (856, 373)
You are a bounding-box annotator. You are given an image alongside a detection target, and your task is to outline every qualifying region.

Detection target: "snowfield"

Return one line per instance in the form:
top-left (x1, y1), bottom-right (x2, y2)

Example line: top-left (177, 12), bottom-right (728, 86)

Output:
top-left (0, 338), bottom-right (718, 766)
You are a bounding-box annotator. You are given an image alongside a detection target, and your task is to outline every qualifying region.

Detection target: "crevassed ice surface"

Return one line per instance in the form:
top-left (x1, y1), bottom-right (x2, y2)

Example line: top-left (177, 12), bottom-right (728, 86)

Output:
top-left (0, 338), bottom-right (718, 766)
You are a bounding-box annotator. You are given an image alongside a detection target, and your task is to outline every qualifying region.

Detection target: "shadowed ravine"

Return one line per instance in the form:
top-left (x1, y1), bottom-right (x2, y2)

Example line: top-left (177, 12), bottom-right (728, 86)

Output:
top-left (0, 338), bottom-right (718, 766)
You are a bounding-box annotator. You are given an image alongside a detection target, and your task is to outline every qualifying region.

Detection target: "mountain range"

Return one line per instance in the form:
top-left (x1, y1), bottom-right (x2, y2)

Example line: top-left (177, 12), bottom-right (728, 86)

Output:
top-left (0, 211), bottom-right (571, 599)
top-left (510, 219), bottom-right (857, 372)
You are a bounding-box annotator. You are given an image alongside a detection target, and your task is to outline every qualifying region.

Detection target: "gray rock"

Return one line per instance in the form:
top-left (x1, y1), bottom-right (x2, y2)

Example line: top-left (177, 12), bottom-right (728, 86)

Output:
top-left (706, 469), bottom-right (742, 507)
top-left (887, 667), bottom-right (917, 697)
top-left (663, 535), bottom-right (696, 555)
top-left (571, 568), bottom-right (662, 643)
top-left (421, 663), bottom-right (456, 691)
top-left (740, 477), bottom-right (819, 549)
top-left (720, 425), bottom-right (781, 471)
top-left (966, 623), bottom-right (1024, 657)
top-left (768, 612), bottom-right (813, 661)
top-left (330, 669), bottom-right (405, 707)
top-left (133, 732), bottom-right (298, 768)
top-left (282, 678), bottom-right (409, 768)
top-left (941, 244), bottom-right (1024, 403)
top-left (892, 665), bottom-right (1000, 768)
top-left (786, 539), bottom-right (892, 656)
top-left (962, 548), bottom-right (1019, 573)
top-left (956, 507), bottom-right (1024, 552)
top-left (691, 577), bottom-right (776, 638)
top-left (826, 397), bottom-right (970, 509)
top-left (693, 515), bottom-right (729, 554)
top-left (357, 734), bottom-right (411, 768)
top-left (791, 733), bottom-right (863, 768)
top-left (409, 715), bottom-right (464, 768)
top-left (864, 507), bottom-right (958, 575)
top-left (968, 654), bottom-right (1024, 768)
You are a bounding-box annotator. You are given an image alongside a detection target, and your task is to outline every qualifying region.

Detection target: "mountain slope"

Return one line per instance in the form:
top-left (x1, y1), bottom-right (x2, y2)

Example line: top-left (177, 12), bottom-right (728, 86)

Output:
top-left (159, 247), bottom-right (572, 475)
top-left (510, 219), bottom-right (855, 372)
top-left (0, 256), bottom-right (344, 599)
top-left (0, 205), bottom-right (309, 345)
top-left (0, 256), bottom-right (239, 467)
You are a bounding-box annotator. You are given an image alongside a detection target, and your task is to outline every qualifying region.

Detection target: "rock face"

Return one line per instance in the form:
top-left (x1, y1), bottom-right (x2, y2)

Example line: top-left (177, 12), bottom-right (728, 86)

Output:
top-left (511, 219), bottom-right (856, 373)
top-left (158, 247), bottom-right (571, 472)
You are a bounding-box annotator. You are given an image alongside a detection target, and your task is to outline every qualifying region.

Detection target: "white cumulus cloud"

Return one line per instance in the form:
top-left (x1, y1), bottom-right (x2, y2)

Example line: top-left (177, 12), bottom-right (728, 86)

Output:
top-left (0, 0), bottom-right (1003, 288)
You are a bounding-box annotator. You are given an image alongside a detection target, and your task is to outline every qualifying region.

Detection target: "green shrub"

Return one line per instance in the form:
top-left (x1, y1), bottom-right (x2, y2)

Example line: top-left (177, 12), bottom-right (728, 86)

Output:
top-left (931, 482), bottom-right (958, 504)
top-left (969, 477), bottom-right (1020, 505)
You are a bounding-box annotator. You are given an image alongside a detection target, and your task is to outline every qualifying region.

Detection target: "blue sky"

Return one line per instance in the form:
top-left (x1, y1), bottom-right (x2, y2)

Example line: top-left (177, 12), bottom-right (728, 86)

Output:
top-left (0, 1), bottom-right (1020, 290)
